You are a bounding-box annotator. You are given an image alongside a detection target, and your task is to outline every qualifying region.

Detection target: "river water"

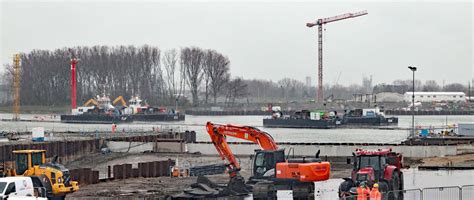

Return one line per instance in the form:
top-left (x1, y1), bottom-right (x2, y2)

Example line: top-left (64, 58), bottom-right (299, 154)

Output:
top-left (0, 113), bottom-right (472, 143)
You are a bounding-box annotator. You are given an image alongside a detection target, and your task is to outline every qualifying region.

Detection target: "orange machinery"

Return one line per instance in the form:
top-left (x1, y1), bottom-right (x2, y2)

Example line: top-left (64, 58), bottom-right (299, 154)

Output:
top-left (206, 122), bottom-right (331, 198)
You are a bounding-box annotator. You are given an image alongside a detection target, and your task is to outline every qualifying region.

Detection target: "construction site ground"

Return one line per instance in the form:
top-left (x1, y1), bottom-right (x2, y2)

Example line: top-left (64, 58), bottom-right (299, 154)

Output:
top-left (65, 152), bottom-right (474, 199)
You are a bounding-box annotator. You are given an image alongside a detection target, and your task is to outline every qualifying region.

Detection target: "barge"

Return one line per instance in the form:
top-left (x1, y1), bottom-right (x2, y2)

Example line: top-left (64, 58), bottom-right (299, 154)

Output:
top-left (263, 110), bottom-right (341, 129)
top-left (342, 108), bottom-right (398, 126)
top-left (263, 108), bottom-right (397, 129)
top-left (60, 95), bottom-right (184, 124)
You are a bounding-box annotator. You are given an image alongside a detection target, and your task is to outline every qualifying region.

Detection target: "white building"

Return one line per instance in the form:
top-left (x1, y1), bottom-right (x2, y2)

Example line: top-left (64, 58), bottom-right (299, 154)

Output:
top-left (404, 92), bottom-right (466, 102)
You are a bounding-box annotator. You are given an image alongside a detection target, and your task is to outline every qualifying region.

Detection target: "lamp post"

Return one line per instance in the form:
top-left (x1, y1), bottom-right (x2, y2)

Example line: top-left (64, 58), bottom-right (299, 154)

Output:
top-left (408, 66), bottom-right (417, 138)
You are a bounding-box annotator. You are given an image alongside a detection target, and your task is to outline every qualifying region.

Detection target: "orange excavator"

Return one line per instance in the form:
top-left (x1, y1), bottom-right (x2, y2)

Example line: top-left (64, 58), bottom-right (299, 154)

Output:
top-left (205, 122), bottom-right (331, 199)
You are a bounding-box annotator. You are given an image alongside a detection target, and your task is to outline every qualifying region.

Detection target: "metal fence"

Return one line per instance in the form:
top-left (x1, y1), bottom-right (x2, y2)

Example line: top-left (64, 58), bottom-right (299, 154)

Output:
top-left (461, 185), bottom-right (474, 200)
top-left (340, 185), bottom-right (474, 200)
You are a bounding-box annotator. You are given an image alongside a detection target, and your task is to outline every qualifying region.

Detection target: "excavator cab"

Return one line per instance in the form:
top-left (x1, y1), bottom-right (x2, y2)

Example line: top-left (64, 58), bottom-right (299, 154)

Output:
top-left (252, 149), bottom-right (285, 178)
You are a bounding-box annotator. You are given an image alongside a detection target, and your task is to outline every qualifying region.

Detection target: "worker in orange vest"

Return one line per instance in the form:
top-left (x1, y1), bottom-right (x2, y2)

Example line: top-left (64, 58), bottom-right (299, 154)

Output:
top-left (370, 183), bottom-right (382, 200)
top-left (357, 182), bottom-right (370, 200)
top-left (112, 123), bottom-right (117, 134)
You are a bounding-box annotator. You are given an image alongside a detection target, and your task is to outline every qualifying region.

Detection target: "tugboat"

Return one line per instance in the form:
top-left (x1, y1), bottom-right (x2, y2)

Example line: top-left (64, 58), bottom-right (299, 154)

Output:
top-left (60, 95), bottom-right (131, 124)
top-left (342, 108), bottom-right (398, 126)
top-left (124, 96), bottom-right (185, 121)
top-left (263, 108), bottom-right (341, 129)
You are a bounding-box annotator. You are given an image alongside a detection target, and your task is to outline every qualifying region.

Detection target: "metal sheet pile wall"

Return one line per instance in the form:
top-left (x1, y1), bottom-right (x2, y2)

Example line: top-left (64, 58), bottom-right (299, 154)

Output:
top-left (0, 139), bottom-right (101, 163)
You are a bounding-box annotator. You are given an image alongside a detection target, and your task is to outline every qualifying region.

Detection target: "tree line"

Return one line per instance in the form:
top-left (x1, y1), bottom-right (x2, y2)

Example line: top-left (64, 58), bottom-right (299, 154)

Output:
top-left (1, 45), bottom-right (471, 106)
top-left (1, 45), bottom-right (248, 107)
top-left (242, 78), bottom-right (472, 103)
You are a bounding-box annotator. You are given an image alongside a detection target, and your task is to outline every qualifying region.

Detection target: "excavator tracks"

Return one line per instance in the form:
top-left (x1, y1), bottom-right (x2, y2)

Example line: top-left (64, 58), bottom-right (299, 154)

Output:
top-left (252, 180), bottom-right (315, 200)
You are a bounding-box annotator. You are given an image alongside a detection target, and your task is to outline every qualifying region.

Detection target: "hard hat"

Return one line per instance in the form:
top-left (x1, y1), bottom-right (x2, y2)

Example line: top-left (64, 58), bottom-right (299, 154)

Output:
top-left (374, 183), bottom-right (379, 188)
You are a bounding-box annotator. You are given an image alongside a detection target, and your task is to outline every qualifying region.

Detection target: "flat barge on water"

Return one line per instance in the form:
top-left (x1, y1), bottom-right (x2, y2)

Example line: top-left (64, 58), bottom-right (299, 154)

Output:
top-left (60, 95), bottom-right (184, 124)
top-left (263, 108), bottom-right (397, 129)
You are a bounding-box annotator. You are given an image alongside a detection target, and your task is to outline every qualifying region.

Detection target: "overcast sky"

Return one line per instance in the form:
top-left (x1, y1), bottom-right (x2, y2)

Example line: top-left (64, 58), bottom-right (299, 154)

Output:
top-left (1, 0), bottom-right (472, 86)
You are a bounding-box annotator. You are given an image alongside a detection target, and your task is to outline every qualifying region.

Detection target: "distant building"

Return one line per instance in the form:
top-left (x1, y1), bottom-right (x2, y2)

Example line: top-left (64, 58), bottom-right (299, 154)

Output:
top-left (404, 92), bottom-right (466, 102)
top-left (362, 76), bottom-right (373, 94)
top-left (305, 76), bottom-right (311, 88)
top-left (375, 92), bottom-right (404, 102)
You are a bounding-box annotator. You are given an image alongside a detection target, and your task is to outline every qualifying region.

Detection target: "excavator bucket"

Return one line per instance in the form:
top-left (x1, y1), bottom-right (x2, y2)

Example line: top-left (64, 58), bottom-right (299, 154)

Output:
top-left (169, 176), bottom-right (251, 199)
top-left (224, 175), bottom-right (251, 195)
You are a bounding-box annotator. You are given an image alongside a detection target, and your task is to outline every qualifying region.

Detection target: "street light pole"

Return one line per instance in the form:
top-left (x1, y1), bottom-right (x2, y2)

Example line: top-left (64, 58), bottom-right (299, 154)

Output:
top-left (408, 66), bottom-right (417, 138)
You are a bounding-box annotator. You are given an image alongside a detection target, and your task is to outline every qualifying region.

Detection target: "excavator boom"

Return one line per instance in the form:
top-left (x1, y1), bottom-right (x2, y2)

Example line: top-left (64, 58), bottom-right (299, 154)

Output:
top-left (206, 122), bottom-right (278, 175)
top-left (112, 96), bottom-right (127, 107)
top-left (83, 98), bottom-right (98, 106)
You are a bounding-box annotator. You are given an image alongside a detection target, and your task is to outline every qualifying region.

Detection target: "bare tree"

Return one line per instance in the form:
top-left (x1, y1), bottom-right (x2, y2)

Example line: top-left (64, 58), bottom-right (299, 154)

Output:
top-left (180, 47), bottom-right (205, 106)
top-left (203, 50), bottom-right (231, 104)
top-left (423, 80), bottom-right (441, 92)
top-left (443, 83), bottom-right (466, 92)
top-left (225, 78), bottom-right (248, 107)
top-left (162, 49), bottom-right (186, 104)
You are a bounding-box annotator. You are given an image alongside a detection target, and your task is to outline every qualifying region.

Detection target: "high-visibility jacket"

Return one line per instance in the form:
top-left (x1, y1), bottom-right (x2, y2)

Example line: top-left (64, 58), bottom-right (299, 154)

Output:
top-left (357, 187), bottom-right (370, 200)
top-left (369, 188), bottom-right (381, 200)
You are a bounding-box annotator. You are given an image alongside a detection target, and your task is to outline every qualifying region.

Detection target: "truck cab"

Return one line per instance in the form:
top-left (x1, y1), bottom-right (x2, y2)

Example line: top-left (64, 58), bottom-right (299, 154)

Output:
top-left (0, 177), bottom-right (47, 200)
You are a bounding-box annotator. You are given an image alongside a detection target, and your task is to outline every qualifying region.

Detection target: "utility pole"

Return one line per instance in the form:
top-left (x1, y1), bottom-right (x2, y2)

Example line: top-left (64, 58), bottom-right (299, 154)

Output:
top-left (408, 66), bottom-right (417, 138)
top-left (306, 11), bottom-right (368, 102)
top-left (12, 54), bottom-right (21, 121)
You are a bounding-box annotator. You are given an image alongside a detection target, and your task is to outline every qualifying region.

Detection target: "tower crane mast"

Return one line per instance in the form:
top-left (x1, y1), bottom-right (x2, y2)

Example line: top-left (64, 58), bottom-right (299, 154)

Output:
top-left (12, 54), bottom-right (21, 121)
top-left (306, 10), bottom-right (367, 102)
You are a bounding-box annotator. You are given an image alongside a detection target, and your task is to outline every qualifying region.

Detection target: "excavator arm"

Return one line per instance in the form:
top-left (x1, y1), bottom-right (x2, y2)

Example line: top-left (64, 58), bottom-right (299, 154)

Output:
top-left (83, 98), bottom-right (98, 107)
top-left (206, 122), bottom-right (278, 177)
top-left (112, 96), bottom-right (127, 107)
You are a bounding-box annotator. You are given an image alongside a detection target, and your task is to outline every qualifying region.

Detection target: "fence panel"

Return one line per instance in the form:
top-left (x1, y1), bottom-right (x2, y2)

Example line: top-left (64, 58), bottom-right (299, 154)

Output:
top-left (461, 185), bottom-right (474, 200)
top-left (422, 186), bottom-right (461, 200)
top-left (388, 189), bottom-right (422, 200)
top-left (340, 186), bottom-right (471, 200)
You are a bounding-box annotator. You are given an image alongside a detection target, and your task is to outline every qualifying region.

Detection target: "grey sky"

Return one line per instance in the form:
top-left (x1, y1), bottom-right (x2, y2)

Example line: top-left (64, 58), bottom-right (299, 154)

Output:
top-left (1, 0), bottom-right (472, 86)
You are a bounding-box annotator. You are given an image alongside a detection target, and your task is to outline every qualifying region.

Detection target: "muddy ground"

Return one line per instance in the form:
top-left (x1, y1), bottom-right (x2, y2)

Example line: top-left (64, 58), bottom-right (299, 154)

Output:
top-left (65, 152), bottom-right (474, 199)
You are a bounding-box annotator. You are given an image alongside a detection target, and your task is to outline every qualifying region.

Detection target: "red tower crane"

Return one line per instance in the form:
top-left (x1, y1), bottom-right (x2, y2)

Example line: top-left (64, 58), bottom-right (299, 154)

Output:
top-left (70, 57), bottom-right (78, 110)
top-left (306, 10), bottom-right (368, 102)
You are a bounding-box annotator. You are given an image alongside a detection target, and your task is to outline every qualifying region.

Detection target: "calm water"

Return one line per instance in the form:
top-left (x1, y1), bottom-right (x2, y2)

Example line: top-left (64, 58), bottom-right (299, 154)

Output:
top-left (0, 113), bottom-right (472, 143)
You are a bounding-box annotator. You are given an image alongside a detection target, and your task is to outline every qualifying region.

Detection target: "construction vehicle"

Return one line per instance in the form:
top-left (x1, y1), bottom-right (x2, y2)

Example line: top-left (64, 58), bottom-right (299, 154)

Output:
top-left (338, 148), bottom-right (404, 200)
top-left (3, 150), bottom-right (79, 199)
top-left (0, 176), bottom-right (48, 200)
top-left (205, 122), bottom-right (331, 199)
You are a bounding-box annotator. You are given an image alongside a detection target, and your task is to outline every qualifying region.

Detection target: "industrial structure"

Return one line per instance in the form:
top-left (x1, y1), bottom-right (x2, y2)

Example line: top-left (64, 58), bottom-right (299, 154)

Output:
top-left (404, 92), bottom-right (467, 102)
top-left (12, 54), bottom-right (21, 121)
top-left (306, 11), bottom-right (368, 102)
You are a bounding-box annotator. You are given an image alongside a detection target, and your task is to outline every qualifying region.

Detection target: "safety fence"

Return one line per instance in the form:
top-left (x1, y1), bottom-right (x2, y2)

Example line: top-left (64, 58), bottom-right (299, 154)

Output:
top-left (340, 185), bottom-right (474, 200)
